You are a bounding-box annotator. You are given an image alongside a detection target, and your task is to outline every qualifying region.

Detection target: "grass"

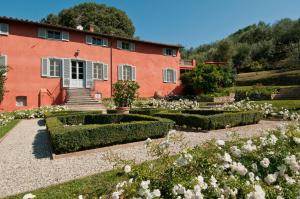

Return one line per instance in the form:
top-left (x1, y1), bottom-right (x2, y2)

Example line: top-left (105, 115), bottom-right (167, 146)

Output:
top-left (3, 169), bottom-right (126, 199)
top-left (236, 69), bottom-right (300, 86)
top-left (255, 100), bottom-right (300, 111)
top-left (0, 120), bottom-right (20, 140)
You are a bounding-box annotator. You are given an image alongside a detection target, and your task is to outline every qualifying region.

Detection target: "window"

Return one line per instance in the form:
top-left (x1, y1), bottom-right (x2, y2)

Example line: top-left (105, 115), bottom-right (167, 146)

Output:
top-left (93, 62), bottom-right (108, 80)
top-left (0, 23), bottom-right (9, 35)
top-left (163, 68), bottom-right (176, 83)
top-left (49, 59), bottom-right (61, 77)
top-left (0, 55), bottom-right (7, 75)
top-left (117, 40), bottom-right (135, 51)
top-left (93, 63), bottom-right (103, 79)
top-left (118, 64), bottom-right (136, 81)
top-left (163, 48), bottom-right (177, 57)
top-left (86, 35), bottom-right (108, 46)
top-left (16, 96), bottom-right (27, 107)
top-left (41, 58), bottom-right (62, 77)
top-left (38, 28), bottom-right (69, 41)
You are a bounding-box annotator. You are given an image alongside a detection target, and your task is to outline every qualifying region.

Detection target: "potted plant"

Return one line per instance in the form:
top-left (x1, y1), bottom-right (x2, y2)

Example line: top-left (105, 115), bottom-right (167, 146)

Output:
top-left (113, 80), bottom-right (140, 114)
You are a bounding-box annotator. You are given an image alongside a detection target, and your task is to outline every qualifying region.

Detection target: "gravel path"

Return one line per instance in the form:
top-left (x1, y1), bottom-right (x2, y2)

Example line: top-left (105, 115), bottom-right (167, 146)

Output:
top-left (0, 119), bottom-right (288, 197)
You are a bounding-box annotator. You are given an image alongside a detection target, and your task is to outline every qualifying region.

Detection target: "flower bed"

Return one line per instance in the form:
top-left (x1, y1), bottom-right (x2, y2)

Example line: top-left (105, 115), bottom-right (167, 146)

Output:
top-left (46, 113), bottom-right (174, 154)
top-left (154, 111), bottom-right (262, 130)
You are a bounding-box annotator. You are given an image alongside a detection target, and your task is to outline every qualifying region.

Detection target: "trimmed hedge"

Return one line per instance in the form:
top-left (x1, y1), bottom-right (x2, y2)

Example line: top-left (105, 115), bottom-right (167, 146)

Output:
top-left (44, 111), bottom-right (103, 118)
top-left (181, 109), bottom-right (237, 115)
top-left (46, 114), bottom-right (174, 154)
top-left (129, 108), bottom-right (167, 115)
top-left (154, 111), bottom-right (262, 130)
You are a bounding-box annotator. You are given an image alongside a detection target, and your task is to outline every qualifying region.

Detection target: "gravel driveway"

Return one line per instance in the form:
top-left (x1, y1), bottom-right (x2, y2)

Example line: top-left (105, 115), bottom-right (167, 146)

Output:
top-left (0, 119), bottom-right (288, 197)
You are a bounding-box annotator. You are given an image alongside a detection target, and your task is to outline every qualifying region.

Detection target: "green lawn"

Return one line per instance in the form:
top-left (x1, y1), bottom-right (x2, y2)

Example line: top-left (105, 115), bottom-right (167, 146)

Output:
top-left (0, 120), bottom-right (20, 140)
top-left (255, 100), bottom-right (300, 111)
top-left (236, 69), bottom-right (300, 86)
top-left (3, 169), bottom-right (125, 199)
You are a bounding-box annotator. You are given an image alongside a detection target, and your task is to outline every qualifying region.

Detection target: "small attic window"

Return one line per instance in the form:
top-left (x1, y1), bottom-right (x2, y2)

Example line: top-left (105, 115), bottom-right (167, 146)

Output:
top-left (16, 96), bottom-right (27, 107)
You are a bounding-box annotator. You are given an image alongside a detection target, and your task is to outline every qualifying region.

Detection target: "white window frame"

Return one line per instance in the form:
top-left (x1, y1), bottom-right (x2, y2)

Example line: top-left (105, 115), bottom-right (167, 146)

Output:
top-left (41, 57), bottom-right (62, 78)
top-left (118, 64), bottom-right (136, 81)
top-left (163, 48), bottom-right (177, 57)
top-left (38, 28), bottom-right (69, 41)
top-left (163, 68), bottom-right (177, 83)
top-left (93, 62), bottom-right (104, 80)
top-left (49, 58), bottom-right (62, 77)
top-left (0, 54), bottom-right (7, 76)
top-left (86, 35), bottom-right (108, 47)
top-left (117, 40), bottom-right (135, 51)
top-left (0, 23), bottom-right (9, 35)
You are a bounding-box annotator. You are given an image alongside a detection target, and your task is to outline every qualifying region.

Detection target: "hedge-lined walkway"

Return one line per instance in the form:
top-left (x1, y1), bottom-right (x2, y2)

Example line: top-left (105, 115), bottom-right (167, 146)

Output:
top-left (0, 119), bottom-right (288, 198)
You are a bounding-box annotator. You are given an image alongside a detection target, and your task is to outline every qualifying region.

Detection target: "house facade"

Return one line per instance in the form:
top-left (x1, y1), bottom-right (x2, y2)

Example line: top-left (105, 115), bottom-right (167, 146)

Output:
top-left (0, 17), bottom-right (195, 111)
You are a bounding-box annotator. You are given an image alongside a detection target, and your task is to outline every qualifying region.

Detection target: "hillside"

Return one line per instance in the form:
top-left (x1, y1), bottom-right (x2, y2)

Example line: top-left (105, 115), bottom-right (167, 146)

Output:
top-left (182, 18), bottom-right (300, 72)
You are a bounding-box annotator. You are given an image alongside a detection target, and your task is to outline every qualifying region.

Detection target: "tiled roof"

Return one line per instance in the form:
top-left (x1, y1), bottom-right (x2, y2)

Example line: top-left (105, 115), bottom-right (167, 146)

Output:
top-left (0, 16), bottom-right (183, 48)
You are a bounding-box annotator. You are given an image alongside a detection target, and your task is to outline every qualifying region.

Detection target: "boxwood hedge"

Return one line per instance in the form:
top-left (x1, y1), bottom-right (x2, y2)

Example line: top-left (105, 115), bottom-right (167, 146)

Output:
top-left (46, 114), bottom-right (174, 154)
top-left (154, 111), bottom-right (262, 130)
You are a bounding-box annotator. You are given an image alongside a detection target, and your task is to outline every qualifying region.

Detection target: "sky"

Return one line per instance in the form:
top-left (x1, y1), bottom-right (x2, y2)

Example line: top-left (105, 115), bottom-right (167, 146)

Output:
top-left (1, 0), bottom-right (300, 48)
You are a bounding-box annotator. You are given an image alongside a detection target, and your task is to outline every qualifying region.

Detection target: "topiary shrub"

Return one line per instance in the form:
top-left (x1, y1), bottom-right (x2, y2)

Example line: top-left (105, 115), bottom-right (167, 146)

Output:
top-left (113, 81), bottom-right (140, 107)
top-left (46, 113), bottom-right (174, 154)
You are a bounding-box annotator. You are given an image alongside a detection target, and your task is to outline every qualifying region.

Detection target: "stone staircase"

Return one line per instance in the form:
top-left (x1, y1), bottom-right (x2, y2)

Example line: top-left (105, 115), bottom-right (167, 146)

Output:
top-left (273, 86), bottom-right (300, 100)
top-left (65, 88), bottom-right (106, 111)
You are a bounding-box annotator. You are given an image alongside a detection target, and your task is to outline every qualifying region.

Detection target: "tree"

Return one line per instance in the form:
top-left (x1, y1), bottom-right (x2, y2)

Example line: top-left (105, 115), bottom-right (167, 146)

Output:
top-left (41, 3), bottom-right (135, 38)
top-left (0, 65), bottom-right (7, 102)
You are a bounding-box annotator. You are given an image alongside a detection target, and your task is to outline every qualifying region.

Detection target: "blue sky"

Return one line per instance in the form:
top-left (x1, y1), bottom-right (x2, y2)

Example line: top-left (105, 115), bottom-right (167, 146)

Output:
top-left (2, 0), bottom-right (300, 48)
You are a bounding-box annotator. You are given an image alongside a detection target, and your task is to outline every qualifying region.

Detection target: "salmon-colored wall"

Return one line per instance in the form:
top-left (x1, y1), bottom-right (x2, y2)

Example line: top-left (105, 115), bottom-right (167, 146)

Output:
top-left (0, 20), bottom-right (181, 111)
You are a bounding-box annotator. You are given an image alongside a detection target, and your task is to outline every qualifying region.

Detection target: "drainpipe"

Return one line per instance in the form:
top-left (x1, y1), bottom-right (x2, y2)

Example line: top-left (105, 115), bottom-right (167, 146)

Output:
top-left (110, 39), bottom-right (113, 97)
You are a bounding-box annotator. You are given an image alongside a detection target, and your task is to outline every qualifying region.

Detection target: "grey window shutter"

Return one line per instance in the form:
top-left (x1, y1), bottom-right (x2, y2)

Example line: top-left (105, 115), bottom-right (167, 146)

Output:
top-left (38, 28), bottom-right (47, 38)
top-left (41, 58), bottom-right (48, 77)
top-left (86, 61), bottom-right (93, 88)
top-left (131, 66), bottom-right (136, 81)
top-left (0, 23), bottom-right (9, 35)
top-left (117, 40), bottom-right (122, 49)
top-left (103, 64), bottom-right (108, 80)
top-left (130, 43), bottom-right (135, 51)
top-left (62, 59), bottom-right (71, 87)
top-left (62, 31), bottom-right (69, 41)
top-left (103, 38), bottom-right (108, 47)
top-left (86, 35), bottom-right (92, 45)
top-left (172, 49), bottom-right (177, 57)
top-left (162, 48), bottom-right (167, 56)
top-left (0, 55), bottom-right (6, 66)
top-left (173, 69), bottom-right (177, 83)
top-left (163, 69), bottom-right (167, 82)
top-left (118, 64), bottom-right (123, 80)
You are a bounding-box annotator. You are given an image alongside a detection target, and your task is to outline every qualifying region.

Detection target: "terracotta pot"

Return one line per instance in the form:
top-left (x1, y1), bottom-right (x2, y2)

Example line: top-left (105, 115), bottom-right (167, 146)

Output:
top-left (116, 107), bottom-right (130, 114)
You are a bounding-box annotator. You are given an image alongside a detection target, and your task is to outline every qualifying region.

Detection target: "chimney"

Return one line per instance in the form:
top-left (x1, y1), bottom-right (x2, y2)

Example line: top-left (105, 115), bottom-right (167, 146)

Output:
top-left (89, 24), bottom-right (95, 32)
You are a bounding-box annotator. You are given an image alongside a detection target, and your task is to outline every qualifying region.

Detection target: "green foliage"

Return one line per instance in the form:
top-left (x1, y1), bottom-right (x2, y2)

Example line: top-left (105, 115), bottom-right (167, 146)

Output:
top-left (0, 65), bottom-right (7, 102)
top-left (47, 114), bottom-right (174, 154)
top-left (185, 18), bottom-right (300, 72)
top-left (154, 111), bottom-right (262, 130)
top-left (180, 63), bottom-right (235, 94)
top-left (113, 81), bottom-right (140, 107)
top-left (41, 2), bottom-right (135, 38)
top-left (234, 86), bottom-right (278, 101)
top-left (0, 120), bottom-right (19, 139)
top-left (129, 108), bottom-right (167, 115)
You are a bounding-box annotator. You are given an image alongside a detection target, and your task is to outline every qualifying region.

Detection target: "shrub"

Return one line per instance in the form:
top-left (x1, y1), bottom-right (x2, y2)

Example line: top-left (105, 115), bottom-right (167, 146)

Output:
top-left (234, 86), bottom-right (278, 101)
top-left (113, 81), bottom-right (140, 107)
top-left (0, 65), bottom-right (7, 103)
top-left (181, 109), bottom-right (237, 115)
top-left (44, 110), bottom-right (103, 118)
top-left (129, 108), bottom-right (167, 115)
top-left (47, 114), bottom-right (174, 154)
top-left (154, 111), bottom-right (262, 130)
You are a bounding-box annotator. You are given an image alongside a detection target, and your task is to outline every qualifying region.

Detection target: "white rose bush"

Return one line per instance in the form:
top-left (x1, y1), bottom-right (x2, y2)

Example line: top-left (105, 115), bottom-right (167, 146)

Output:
top-left (0, 105), bottom-right (66, 126)
top-left (60, 123), bottom-right (300, 199)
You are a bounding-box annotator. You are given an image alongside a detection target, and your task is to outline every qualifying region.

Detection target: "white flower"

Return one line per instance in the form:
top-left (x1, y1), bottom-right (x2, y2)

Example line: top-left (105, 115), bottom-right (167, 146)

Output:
top-left (195, 175), bottom-right (208, 190)
top-left (268, 134), bottom-right (278, 145)
top-left (248, 172), bottom-right (255, 182)
top-left (172, 184), bottom-right (186, 195)
top-left (276, 196), bottom-right (284, 199)
top-left (112, 191), bottom-right (122, 199)
top-left (152, 189), bottom-right (161, 197)
top-left (293, 137), bottom-right (300, 144)
top-left (140, 180), bottom-right (150, 190)
top-left (252, 163), bottom-right (258, 172)
top-left (174, 152), bottom-right (193, 167)
top-left (246, 185), bottom-right (265, 199)
top-left (78, 195), bottom-right (84, 199)
top-left (230, 162), bottom-right (248, 176)
top-left (210, 175), bottom-right (218, 188)
top-left (23, 193), bottom-right (36, 199)
top-left (216, 140), bottom-right (225, 146)
top-left (284, 174), bottom-right (296, 185)
top-left (124, 165), bottom-right (131, 173)
top-left (284, 155), bottom-right (300, 172)
top-left (260, 158), bottom-right (270, 168)
top-left (264, 173), bottom-right (278, 185)
top-left (222, 152), bottom-right (232, 163)
top-left (242, 140), bottom-right (257, 153)
top-left (230, 146), bottom-right (241, 158)
top-left (277, 164), bottom-right (287, 176)
top-left (184, 189), bottom-right (194, 199)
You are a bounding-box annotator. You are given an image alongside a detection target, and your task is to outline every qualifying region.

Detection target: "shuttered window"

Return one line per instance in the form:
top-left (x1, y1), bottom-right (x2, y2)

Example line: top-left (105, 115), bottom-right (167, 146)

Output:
top-left (86, 35), bottom-right (108, 47)
top-left (0, 55), bottom-right (7, 75)
top-left (163, 48), bottom-right (177, 57)
top-left (0, 23), bottom-right (9, 35)
top-left (41, 58), bottom-right (62, 77)
top-left (38, 28), bottom-right (69, 41)
top-left (117, 40), bottom-right (135, 51)
top-left (93, 62), bottom-right (108, 80)
top-left (118, 64), bottom-right (136, 81)
top-left (163, 68), bottom-right (176, 83)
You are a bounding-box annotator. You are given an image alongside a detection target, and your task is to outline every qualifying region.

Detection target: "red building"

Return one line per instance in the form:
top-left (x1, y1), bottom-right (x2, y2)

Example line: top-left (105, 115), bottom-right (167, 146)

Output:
top-left (0, 17), bottom-right (195, 111)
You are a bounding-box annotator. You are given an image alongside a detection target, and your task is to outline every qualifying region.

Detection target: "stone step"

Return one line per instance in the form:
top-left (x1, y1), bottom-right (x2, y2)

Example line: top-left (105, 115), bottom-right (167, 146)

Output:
top-left (65, 101), bottom-right (101, 105)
